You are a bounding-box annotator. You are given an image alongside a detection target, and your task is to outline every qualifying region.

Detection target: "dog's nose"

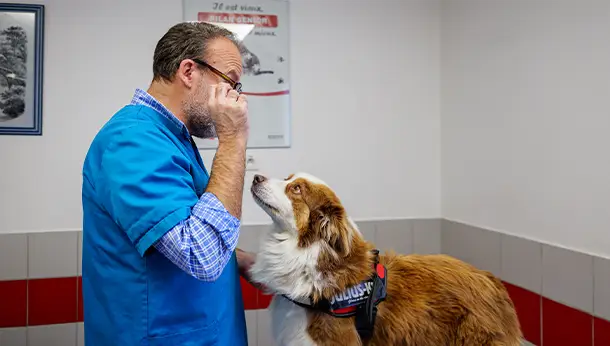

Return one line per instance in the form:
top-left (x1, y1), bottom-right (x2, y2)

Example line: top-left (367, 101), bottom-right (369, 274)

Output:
top-left (253, 174), bottom-right (267, 185)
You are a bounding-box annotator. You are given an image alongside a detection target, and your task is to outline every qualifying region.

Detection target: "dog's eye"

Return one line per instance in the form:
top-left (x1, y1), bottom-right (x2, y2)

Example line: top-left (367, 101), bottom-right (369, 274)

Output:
top-left (292, 185), bottom-right (301, 194)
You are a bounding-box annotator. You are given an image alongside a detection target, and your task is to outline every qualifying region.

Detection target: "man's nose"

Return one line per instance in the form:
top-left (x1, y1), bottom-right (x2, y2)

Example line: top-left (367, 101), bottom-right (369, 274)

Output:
top-left (253, 174), bottom-right (267, 184)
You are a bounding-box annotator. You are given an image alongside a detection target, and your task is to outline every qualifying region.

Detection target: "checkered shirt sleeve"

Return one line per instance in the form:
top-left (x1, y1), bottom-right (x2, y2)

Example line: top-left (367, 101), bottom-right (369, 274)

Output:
top-left (153, 192), bottom-right (240, 281)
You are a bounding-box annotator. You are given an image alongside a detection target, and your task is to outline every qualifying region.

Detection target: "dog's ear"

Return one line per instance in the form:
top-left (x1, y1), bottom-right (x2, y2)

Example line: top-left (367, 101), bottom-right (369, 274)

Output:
top-left (311, 203), bottom-right (351, 258)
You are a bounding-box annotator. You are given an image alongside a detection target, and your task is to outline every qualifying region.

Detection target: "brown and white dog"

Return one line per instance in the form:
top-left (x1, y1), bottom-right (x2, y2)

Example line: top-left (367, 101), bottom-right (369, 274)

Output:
top-left (248, 172), bottom-right (522, 346)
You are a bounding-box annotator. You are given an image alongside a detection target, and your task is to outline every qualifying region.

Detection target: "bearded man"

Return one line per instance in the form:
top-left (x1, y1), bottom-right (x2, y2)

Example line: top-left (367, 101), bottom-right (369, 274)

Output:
top-left (81, 22), bottom-right (257, 346)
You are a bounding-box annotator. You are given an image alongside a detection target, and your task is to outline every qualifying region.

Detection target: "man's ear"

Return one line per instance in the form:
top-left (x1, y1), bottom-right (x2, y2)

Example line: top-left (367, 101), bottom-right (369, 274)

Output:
top-left (311, 204), bottom-right (351, 258)
top-left (177, 59), bottom-right (196, 88)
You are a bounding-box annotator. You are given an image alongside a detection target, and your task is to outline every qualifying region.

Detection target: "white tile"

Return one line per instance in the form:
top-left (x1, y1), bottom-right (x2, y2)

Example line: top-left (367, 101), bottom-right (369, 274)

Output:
top-left (441, 220), bottom-right (502, 277)
top-left (77, 232), bottom-right (83, 276)
top-left (238, 225), bottom-right (268, 252)
top-left (76, 323), bottom-right (84, 346)
top-left (501, 234), bottom-right (542, 293)
top-left (594, 256), bottom-right (610, 320)
top-left (245, 310), bottom-right (257, 346)
top-left (28, 231), bottom-right (78, 279)
top-left (0, 327), bottom-right (26, 346)
top-left (355, 221), bottom-right (376, 243)
top-left (412, 219), bottom-right (441, 254)
top-left (542, 244), bottom-right (593, 313)
top-left (375, 219), bottom-right (412, 254)
top-left (27, 324), bottom-right (76, 346)
top-left (0, 234), bottom-right (28, 280)
top-left (257, 309), bottom-right (275, 346)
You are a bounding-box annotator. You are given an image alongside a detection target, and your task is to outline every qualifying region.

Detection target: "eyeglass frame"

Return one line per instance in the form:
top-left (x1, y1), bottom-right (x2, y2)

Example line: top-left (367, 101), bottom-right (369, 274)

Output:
top-left (191, 58), bottom-right (242, 93)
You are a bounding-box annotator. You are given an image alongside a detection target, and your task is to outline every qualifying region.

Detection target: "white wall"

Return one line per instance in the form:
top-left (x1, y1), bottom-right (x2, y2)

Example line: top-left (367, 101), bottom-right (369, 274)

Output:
top-left (0, 0), bottom-right (441, 233)
top-left (441, 0), bottom-right (610, 257)
top-left (4, 0), bottom-right (607, 258)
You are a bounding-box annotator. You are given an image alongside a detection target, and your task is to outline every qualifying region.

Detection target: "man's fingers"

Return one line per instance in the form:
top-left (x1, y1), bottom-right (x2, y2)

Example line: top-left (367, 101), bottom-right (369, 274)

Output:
top-left (227, 89), bottom-right (239, 102)
top-left (215, 83), bottom-right (227, 98)
top-left (216, 83), bottom-right (230, 103)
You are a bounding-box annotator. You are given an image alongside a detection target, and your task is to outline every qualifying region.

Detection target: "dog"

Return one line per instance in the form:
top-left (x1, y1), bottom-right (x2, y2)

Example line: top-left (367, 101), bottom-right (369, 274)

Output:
top-left (248, 172), bottom-right (522, 346)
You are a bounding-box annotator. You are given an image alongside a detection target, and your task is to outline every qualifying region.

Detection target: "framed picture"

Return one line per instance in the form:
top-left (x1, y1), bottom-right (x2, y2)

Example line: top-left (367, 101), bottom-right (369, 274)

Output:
top-left (0, 3), bottom-right (44, 135)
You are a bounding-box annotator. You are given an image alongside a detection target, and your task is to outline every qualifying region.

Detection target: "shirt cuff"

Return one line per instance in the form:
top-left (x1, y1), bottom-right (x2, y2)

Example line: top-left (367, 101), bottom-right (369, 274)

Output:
top-left (194, 192), bottom-right (241, 227)
top-left (136, 206), bottom-right (191, 257)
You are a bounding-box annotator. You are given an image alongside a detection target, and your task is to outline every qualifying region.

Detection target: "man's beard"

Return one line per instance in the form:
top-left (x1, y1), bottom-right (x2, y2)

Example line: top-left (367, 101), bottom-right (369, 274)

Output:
top-left (187, 108), bottom-right (217, 139)
top-left (183, 82), bottom-right (217, 139)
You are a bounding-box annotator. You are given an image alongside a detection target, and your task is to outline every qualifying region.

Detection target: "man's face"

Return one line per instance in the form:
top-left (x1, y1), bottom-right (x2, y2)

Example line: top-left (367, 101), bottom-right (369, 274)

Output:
top-left (183, 37), bottom-right (243, 138)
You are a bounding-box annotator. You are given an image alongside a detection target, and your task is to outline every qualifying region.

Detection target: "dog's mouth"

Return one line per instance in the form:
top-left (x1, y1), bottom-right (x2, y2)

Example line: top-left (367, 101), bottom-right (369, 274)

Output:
top-left (251, 188), bottom-right (280, 214)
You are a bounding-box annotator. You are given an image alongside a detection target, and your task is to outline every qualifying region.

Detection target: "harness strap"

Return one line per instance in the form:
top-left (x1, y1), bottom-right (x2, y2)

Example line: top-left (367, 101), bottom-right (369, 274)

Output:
top-left (283, 296), bottom-right (326, 311)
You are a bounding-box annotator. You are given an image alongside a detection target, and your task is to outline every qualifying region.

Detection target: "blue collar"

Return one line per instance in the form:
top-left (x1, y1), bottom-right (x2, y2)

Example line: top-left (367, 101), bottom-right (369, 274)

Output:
top-left (130, 88), bottom-right (191, 139)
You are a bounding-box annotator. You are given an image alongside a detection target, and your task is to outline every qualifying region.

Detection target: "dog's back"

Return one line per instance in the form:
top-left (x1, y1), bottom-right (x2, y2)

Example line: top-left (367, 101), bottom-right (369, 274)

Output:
top-left (370, 253), bottom-right (522, 345)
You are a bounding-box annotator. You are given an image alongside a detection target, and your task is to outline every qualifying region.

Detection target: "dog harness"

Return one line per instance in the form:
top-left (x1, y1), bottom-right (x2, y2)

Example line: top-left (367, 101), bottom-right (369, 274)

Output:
top-left (283, 249), bottom-right (388, 341)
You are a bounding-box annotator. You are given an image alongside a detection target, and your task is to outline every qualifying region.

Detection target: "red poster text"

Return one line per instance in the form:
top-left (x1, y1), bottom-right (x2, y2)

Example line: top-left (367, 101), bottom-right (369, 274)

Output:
top-left (198, 12), bottom-right (278, 28)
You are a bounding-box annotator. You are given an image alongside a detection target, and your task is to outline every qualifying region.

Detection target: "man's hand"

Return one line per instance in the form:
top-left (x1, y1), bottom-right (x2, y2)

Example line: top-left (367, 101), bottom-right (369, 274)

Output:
top-left (204, 84), bottom-right (250, 219)
top-left (207, 84), bottom-right (249, 144)
top-left (236, 248), bottom-right (267, 291)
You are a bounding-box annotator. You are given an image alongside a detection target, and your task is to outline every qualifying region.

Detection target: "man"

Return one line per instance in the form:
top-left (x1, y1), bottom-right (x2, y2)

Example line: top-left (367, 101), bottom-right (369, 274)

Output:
top-left (81, 22), bottom-right (257, 345)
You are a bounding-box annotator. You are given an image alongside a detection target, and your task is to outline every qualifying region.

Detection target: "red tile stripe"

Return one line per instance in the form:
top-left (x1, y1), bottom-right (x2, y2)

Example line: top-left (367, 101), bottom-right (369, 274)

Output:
top-left (28, 277), bottom-right (78, 326)
top-left (502, 281), bottom-right (599, 346)
top-left (1, 276), bottom-right (609, 346)
top-left (0, 276), bottom-right (272, 328)
top-left (542, 297), bottom-right (592, 346)
top-left (594, 317), bottom-right (610, 345)
top-left (0, 280), bottom-right (27, 327)
top-left (77, 277), bottom-right (83, 322)
top-left (503, 282), bottom-right (541, 345)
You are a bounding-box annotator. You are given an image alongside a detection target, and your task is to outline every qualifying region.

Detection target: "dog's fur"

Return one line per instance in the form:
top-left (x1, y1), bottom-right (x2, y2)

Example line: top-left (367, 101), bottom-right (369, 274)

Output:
top-left (248, 172), bottom-right (522, 346)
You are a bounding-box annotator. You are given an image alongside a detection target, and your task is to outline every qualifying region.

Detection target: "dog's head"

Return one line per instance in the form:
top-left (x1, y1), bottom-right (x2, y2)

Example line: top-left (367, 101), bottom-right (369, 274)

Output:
top-left (250, 172), bottom-right (353, 257)
top-left (249, 173), bottom-right (374, 299)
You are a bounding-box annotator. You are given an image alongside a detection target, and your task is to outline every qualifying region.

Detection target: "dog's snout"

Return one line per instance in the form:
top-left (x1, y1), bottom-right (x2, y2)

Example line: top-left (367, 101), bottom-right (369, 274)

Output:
top-left (253, 174), bottom-right (267, 185)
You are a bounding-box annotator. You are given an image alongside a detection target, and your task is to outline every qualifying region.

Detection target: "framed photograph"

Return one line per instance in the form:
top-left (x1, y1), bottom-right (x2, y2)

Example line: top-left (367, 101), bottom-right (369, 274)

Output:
top-left (0, 3), bottom-right (44, 135)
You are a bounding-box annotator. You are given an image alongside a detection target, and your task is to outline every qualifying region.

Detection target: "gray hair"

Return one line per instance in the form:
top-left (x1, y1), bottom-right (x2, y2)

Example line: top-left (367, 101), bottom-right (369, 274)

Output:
top-left (152, 21), bottom-right (240, 82)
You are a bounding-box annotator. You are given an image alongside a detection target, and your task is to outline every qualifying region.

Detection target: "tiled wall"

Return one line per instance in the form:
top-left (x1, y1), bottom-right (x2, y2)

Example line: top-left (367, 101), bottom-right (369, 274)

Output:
top-left (0, 231), bottom-right (84, 346)
top-left (1, 219), bottom-right (609, 346)
top-left (442, 220), bottom-right (610, 346)
top-left (0, 219), bottom-right (439, 346)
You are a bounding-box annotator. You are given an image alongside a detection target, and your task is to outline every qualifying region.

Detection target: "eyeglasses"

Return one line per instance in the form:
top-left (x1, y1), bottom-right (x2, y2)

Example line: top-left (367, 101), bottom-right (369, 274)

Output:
top-left (192, 58), bottom-right (242, 93)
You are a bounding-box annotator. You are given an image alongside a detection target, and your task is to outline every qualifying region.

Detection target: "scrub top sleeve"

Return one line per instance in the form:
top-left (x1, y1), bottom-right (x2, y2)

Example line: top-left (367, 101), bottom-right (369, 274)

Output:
top-left (97, 124), bottom-right (198, 256)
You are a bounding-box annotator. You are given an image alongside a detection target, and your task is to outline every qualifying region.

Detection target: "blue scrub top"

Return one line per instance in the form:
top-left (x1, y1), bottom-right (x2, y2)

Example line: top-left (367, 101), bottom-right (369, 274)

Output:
top-left (81, 104), bottom-right (247, 345)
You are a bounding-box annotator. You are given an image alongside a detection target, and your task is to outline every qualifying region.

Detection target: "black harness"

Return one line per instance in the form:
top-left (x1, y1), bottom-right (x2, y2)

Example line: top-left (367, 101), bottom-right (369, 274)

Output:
top-left (282, 249), bottom-right (388, 341)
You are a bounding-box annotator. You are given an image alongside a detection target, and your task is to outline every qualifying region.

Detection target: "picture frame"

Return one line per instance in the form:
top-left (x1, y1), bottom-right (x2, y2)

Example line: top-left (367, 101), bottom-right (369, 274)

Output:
top-left (0, 3), bottom-right (44, 135)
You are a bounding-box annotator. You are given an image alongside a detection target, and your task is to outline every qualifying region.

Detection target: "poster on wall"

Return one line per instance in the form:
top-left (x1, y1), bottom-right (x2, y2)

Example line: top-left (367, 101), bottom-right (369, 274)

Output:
top-left (183, 0), bottom-right (291, 149)
top-left (0, 3), bottom-right (44, 136)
